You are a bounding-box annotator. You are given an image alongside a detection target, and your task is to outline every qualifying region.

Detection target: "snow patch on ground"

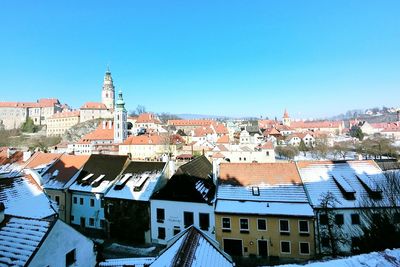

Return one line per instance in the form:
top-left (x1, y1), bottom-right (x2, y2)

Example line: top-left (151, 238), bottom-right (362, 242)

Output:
top-left (274, 249), bottom-right (400, 267)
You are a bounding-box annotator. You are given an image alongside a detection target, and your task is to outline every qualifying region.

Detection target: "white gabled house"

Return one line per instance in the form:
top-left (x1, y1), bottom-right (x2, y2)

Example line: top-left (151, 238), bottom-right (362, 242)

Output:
top-left (0, 172), bottom-right (96, 267)
top-left (150, 156), bottom-right (216, 245)
top-left (69, 154), bottom-right (128, 235)
top-left (297, 160), bottom-right (398, 254)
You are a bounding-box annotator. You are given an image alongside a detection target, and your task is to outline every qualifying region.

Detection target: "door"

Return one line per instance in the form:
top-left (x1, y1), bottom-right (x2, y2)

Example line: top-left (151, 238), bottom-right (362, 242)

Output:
top-left (223, 239), bottom-right (243, 256)
top-left (258, 240), bottom-right (268, 257)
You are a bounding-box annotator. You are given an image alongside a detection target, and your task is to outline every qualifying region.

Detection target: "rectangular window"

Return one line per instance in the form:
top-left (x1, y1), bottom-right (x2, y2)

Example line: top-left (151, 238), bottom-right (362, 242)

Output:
top-left (73, 197), bottom-right (77, 204)
top-left (55, 196), bottom-right (60, 205)
top-left (183, 212), bottom-right (194, 228)
top-left (199, 213), bottom-right (210, 231)
top-left (157, 208), bottom-right (165, 222)
top-left (298, 220), bottom-right (309, 233)
top-left (280, 241), bottom-right (291, 254)
top-left (319, 214), bottom-right (328, 225)
top-left (173, 228), bottom-right (180, 235)
top-left (257, 219), bottom-right (267, 231)
top-left (240, 218), bottom-right (249, 232)
top-left (89, 218), bottom-right (94, 226)
top-left (299, 242), bottom-right (310, 255)
top-left (80, 217), bottom-right (85, 227)
top-left (279, 219), bottom-right (290, 234)
top-left (101, 199), bottom-right (104, 208)
top-left (158, 227), bottom-right (166, 240)
top-left (335, 214), bottom-right (344, 225)
top-left (80, 198), bottom-right (84, 205)
top-left (90, 199), bottom-right (95, 207)
top-left (351, 214), bottom-right (360, 225)
top-left (66, 249), bottom-right (76, 266)
top-left (222, 217), bottom-right (231, 230)
top-left (71, 215), bottom-right (74, 222)
top-left (100, 219), bottom-right (105, 229)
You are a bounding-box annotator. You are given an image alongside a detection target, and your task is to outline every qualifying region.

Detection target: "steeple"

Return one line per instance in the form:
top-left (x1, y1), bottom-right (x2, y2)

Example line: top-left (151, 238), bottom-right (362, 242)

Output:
top-left (282, 109), bottom-right (291, 126)
top-left (102, 68), bottom-right (115, 110)
top-left (114, 90), bottom-right (127, 144)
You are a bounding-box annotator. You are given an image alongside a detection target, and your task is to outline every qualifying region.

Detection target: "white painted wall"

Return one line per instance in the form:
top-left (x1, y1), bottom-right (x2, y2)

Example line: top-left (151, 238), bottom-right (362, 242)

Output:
top-left (150, 199), bottom-right (215, 244)
top-left (29, 220), bottom-right (96, 267)
top-left (70, 192), bottom-right (105, 230)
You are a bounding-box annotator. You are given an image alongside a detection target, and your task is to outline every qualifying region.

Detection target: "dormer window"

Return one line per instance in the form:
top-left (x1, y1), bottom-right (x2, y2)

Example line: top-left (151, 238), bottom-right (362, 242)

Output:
top-left (252, 186), bottom-right (260, 196)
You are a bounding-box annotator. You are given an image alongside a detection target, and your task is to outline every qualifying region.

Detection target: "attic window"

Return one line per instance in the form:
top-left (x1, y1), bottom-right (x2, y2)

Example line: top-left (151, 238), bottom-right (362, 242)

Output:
top-left (252, 186), bottom-right (260, 196)
top-left (91, 175), bottom-right (106, 187)
top-left (114, 174), bottom-right (133, 190)
top-left (82, 173), bottom-right (94, 181)
top-left (356, 173), bottom-right (382, 200)
top-left (332, 175), bottom-right (356, 200)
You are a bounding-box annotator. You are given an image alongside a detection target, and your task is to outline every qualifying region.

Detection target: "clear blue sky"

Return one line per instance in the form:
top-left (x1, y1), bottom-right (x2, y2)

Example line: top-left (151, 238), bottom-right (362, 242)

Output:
top-left (1, 1), bottom-right (399, 119)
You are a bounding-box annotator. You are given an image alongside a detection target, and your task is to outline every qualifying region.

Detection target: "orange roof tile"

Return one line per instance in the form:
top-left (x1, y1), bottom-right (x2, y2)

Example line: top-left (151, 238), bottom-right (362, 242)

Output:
top-left (44, 154), bottom-right (90, 184)
top-left (136, 113), bottom-right (161, 124)
top-left (219, 162), bottom-right (302, 186)
top-left (122, 134), bottom-right (165, 145)
top-left (216, 135), bottom-right (230, 144)
top-left (168, 119), bottom-right (215, 126)
top-left (80, 102), bottom-right (108, 109)
top-left (260, 141), bottom-right (274, 149)
top-left (214, 124), bottom-right (229, 134)
top-left (49, 110), bottom-right (80, 119)
top-left (24, 152), bottom-right (62, 169)
top-left (291, 120), bottom-right (343, 129)
top-left (81, 122), bottom-right (114, 141)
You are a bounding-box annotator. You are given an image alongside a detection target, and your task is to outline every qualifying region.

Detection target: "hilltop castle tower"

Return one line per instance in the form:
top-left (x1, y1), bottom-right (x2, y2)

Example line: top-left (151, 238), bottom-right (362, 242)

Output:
top-left (282, 109), bottom-right (291, 126)
top-left (102, 68), bottom-right (115, 110)
top-left (114, 90), bottom-right (127, 144)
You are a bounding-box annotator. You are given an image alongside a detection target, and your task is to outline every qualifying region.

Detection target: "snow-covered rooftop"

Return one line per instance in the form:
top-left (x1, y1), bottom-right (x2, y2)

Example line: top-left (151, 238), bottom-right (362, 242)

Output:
top-left (99, 257), bottom-right (156, 267)
top-left (151, 226), bottom-right (234, 267)
top-left (215, 200), bottom-right (314, 217)
top-left (297, 160), bottom-right (394, 208)
top-left (0, 217), bottom-right (51, 267)
top-left (0, 175), bottom-right (55, 219)
top-left (278, 248), bottom-right (400, 267)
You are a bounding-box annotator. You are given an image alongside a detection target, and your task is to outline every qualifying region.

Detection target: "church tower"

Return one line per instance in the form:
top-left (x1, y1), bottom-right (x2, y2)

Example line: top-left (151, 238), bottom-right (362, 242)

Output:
top-left (114, 90), bottom-right (128, 144)
top-left (102, 68), bottom-right (115, 110)
top-left (282, 109), bottom-right (291, 126)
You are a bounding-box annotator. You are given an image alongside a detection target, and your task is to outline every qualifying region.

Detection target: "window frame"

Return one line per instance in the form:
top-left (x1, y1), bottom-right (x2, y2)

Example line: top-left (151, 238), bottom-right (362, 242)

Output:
top-left (183, 211), bottom-right (194, 228)
top-left (279, 219), bottom-right (290, 234)
top-left (222, 217), bottom-right (231, 231)
top-left (65, 249), bottom-right (76, 266)
top-left (351, 213), bottom-right (360, 225)
top-left (257, 218), bottom-right (267, 231)
top-left (239, 218), bottom-right (249, 232)
top-left (199, 213), bottom-right (210, 231)
top-left (156, 208), bottom-right (165, 223)
top-left (299, 242), bottom-right (310, 255)
top-left (158, 227), bottom-right (166, 240)
top-left (298, 220), bottom-right (309, 234)
top-left (280, 240), bottom-right (291, 254)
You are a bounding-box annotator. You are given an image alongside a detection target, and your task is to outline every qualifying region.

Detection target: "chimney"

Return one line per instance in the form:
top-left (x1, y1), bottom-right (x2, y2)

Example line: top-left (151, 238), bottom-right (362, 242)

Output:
top-left (0, 202), bottom-right (5, 224)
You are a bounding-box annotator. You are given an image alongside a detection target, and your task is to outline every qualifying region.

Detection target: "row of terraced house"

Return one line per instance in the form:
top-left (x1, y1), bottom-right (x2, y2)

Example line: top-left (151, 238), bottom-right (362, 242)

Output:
top-left (6, 150), bottom-right (400, 264)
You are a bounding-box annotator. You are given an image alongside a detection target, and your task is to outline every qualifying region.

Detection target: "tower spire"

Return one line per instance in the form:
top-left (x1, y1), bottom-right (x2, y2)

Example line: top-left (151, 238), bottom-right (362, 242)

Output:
top-left (114, 90), bottom-right (127, 144)
top-left (102, 67), bottom-right (115, 109)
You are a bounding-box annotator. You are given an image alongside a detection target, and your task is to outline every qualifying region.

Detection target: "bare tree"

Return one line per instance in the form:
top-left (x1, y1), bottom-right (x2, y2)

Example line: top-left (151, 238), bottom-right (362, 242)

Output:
top-left (318, 192), bottom-right (347, 257)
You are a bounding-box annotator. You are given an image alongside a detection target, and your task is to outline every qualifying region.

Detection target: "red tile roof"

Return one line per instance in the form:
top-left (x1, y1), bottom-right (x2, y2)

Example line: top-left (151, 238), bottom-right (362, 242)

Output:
top-left (81, 122), bottom-right (114, 141)
top-left (136, 113), bottom-right (161, 124)
top-left (0, 99), bottom-right (60, 108)
top-left (214, 124), bottom-right (228, 134)
top-left (260, 141), bottom-right (274, 150)
top-left (283, 109), bottom-right (289, 119)
top-left (0, 148), bottom-right (24, 165)
top-left (122, 134), bottom-right (165, 145)
top-left (49, 110), bottom-right (80, 119)
top-left (80, 102), bottom-right (108, 109)
top-left (44, 154), bottom-right (90, 185)
top-left (216, 135), bottom-right (230, 144)
top-left (291, 120), bottom-right (343, 129)
top-left (24, 152), bottom-right (62, 169)
top-left (219, 162), bottom-right (302, 186)
top-left (193, 126), bottom-right (214, 137)
top-left (168, 119), bottom-right (215, 126)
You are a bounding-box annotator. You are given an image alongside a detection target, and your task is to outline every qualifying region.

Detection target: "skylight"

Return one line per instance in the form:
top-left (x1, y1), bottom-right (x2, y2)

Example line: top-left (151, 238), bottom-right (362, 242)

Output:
top-left (252, 186), bottom-right (260, 196)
